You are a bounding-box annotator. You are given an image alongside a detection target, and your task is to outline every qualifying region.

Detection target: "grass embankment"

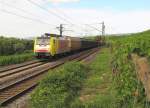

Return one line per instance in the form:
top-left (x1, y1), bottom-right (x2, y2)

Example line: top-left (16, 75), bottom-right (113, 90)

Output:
top-left (31, 62), bottom-right (88, 108)
top-left (71, 48), bottom-right (116, 108)
top-left (0, 53), bottom-right (34, 66)
top-left (31, 47), bottom-right (115, 108)
top-left (109, 30), bottom-right (150, 108)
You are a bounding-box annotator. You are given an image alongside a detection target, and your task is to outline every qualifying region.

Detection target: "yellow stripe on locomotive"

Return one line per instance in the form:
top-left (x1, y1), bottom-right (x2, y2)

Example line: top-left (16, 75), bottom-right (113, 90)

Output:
top-left (50, 37), bottom-right (56, 56)
top-left (34, 35), bottom-right (60, 57)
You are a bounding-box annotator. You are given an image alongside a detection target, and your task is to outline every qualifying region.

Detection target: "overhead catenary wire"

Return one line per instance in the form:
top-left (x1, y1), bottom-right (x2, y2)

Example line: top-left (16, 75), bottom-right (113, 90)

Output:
top-left (27, 0), bottom-right (93, 35)
top-left (85, 24), bottom-right (102, 32)
top-left (42, 0), bottom-right (74, 23)
top-left (0, 9), bottom-right (54, 27)
top-left (29, 0), bottom-right (102, 36)
top-left (27, 0), bottom-right (74, 25)
top-left (0, 0), bottom-right (104, 36)
top-left (0, 1), bottom-right (56, 27)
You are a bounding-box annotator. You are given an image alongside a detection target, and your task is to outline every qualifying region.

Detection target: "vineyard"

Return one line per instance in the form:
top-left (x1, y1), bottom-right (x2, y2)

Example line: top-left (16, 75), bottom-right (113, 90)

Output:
top-left (110, 30), bottom-right (150, 107)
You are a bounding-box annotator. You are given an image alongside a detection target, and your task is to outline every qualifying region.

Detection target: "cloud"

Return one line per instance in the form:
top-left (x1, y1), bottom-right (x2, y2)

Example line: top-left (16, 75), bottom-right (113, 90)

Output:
top-left (0, 0), bottom-right (150, 38)
top-left (46, 0), bottom-right (80, 3)
top-left (57, 8), bottom-right (150, 34)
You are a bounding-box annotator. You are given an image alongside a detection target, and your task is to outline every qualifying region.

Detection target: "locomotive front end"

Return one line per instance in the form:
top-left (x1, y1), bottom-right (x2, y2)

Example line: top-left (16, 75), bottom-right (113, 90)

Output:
top-left (34, 36), bottom-right (51, 58)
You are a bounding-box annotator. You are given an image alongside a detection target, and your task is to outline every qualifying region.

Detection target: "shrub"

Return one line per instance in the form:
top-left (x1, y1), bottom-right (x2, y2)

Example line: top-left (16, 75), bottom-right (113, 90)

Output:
top-left (31, 62), bottom-right (89, 108)
top-left (0, 36), bottom-right (33, 55)
top-left (71, 94), bottom-right (118, 108)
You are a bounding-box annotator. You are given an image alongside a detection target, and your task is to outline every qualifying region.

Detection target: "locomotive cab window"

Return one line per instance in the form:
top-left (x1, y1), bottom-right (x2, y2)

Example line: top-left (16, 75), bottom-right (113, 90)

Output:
top-left (36, 37), bottom-right (50, 45)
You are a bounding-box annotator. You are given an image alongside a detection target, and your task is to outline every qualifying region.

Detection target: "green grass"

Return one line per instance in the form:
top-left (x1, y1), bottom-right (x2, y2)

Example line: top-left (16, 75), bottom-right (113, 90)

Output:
top-left (84, 48), bottom-right (111, 88)
top-left (30, 47), bottom-right (119, 108)
top-left (109, 30), bottom-right (150, 108)
top-left (0, 53), bottom-right (34, 66)
top-left (70, 47), bottom-right (119, 108)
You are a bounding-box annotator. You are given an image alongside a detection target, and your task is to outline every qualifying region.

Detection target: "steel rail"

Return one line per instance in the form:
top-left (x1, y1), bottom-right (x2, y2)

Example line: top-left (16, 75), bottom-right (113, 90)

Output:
top-left (0, 48), bottom-right (99, 106)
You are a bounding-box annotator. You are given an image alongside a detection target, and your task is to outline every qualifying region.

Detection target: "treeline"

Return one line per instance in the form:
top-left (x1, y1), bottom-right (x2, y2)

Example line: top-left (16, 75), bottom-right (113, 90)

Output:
top-left (0, 36), bottom-right (33, 55)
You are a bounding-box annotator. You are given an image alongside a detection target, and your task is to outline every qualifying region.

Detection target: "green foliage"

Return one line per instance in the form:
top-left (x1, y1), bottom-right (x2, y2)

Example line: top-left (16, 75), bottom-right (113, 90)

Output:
top-left (31, 48), bottom-right (119, 108)
top-left (0, 53), bottom-right (34, 66)
top-left (31, 62), bottom-right (88, 108)
top-left (110, 30), bottom-right (150, 105)
top-left (71, 94), bottom-right (118, 108)
top-left (0, 36), bottom-right (33, 56)
top-left (71, 48), bottom-right (118, 108)
top-left (30, 30), bottom-right (150, 108)
top-left (84, 48), bottom-right (111, 88)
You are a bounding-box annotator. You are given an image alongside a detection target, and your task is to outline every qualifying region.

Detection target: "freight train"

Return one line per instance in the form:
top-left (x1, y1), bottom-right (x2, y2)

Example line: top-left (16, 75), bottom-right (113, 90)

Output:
top-left (34, 33), bottom-right (98, 58)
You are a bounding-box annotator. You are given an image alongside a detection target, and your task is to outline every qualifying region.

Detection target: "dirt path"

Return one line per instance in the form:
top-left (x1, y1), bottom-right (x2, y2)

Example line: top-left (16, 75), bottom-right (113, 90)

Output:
top-left (132, 54), bottom-right (150, 101)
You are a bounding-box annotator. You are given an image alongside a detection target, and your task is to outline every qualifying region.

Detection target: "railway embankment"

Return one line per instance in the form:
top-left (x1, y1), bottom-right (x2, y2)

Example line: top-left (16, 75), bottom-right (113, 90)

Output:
top-left (132, 54), bottom-right (150, 101)
top-left (110, 30), bottom-right (150, 108)
top-left (30, 47), bottom-right (112, 108)
top-left (0, 48), bottom-right (99, 108)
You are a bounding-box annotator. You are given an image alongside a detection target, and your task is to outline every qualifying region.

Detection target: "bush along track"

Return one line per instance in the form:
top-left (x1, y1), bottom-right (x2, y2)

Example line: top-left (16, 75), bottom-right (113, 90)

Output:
top-left (31, 62), bottom-right (88, 108)
top-left (31, 47), bottom-right (115, 108)
top-left (110, 30), bottom-right (150, 107)
top-left (71, 48), bottom-right (116, 108)
top-left (0, 53), bottom-right (34, 66)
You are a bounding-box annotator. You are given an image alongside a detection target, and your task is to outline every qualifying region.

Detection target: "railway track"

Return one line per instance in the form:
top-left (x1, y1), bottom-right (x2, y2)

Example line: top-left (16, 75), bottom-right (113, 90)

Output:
top-left (0, 59), bottom-right (43, 73)
top-left (0, 61), bottom-right (46, 78)
top-left (0, 48), bottom-right (99, 106)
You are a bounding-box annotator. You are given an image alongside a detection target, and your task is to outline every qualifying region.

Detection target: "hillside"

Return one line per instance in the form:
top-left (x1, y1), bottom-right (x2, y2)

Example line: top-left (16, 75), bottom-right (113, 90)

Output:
top-left (110, 30), bottom-right (150, 108)
top-left (30, 30), bottom-right (150, 108)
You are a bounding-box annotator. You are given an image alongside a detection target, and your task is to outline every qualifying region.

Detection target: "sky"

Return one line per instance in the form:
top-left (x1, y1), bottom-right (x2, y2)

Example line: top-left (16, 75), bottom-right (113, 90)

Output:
top-left (0, 0), bottom-right (150, 38)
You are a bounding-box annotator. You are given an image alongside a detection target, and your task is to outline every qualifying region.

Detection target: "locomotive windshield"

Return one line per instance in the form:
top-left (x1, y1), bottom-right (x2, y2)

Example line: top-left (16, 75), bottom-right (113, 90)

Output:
top-left (36, 37), bottom-right (50, 45)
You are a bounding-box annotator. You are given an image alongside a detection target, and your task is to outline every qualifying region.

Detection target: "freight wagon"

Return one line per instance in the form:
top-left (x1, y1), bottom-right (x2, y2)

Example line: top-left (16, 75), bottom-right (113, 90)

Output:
top-left (34, 33), bottom-right (98, 58)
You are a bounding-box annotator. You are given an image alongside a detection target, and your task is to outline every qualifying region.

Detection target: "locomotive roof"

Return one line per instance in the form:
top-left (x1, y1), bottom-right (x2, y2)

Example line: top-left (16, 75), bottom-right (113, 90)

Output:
top-left (38, 33), bottom-right (97, 42)
top-left (44, 33), bottom-right (61, 37)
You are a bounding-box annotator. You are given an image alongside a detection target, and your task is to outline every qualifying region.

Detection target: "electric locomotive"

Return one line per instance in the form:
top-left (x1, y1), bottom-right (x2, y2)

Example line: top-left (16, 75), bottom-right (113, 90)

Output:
top-left (34, 33), bottom-right (98, 58)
